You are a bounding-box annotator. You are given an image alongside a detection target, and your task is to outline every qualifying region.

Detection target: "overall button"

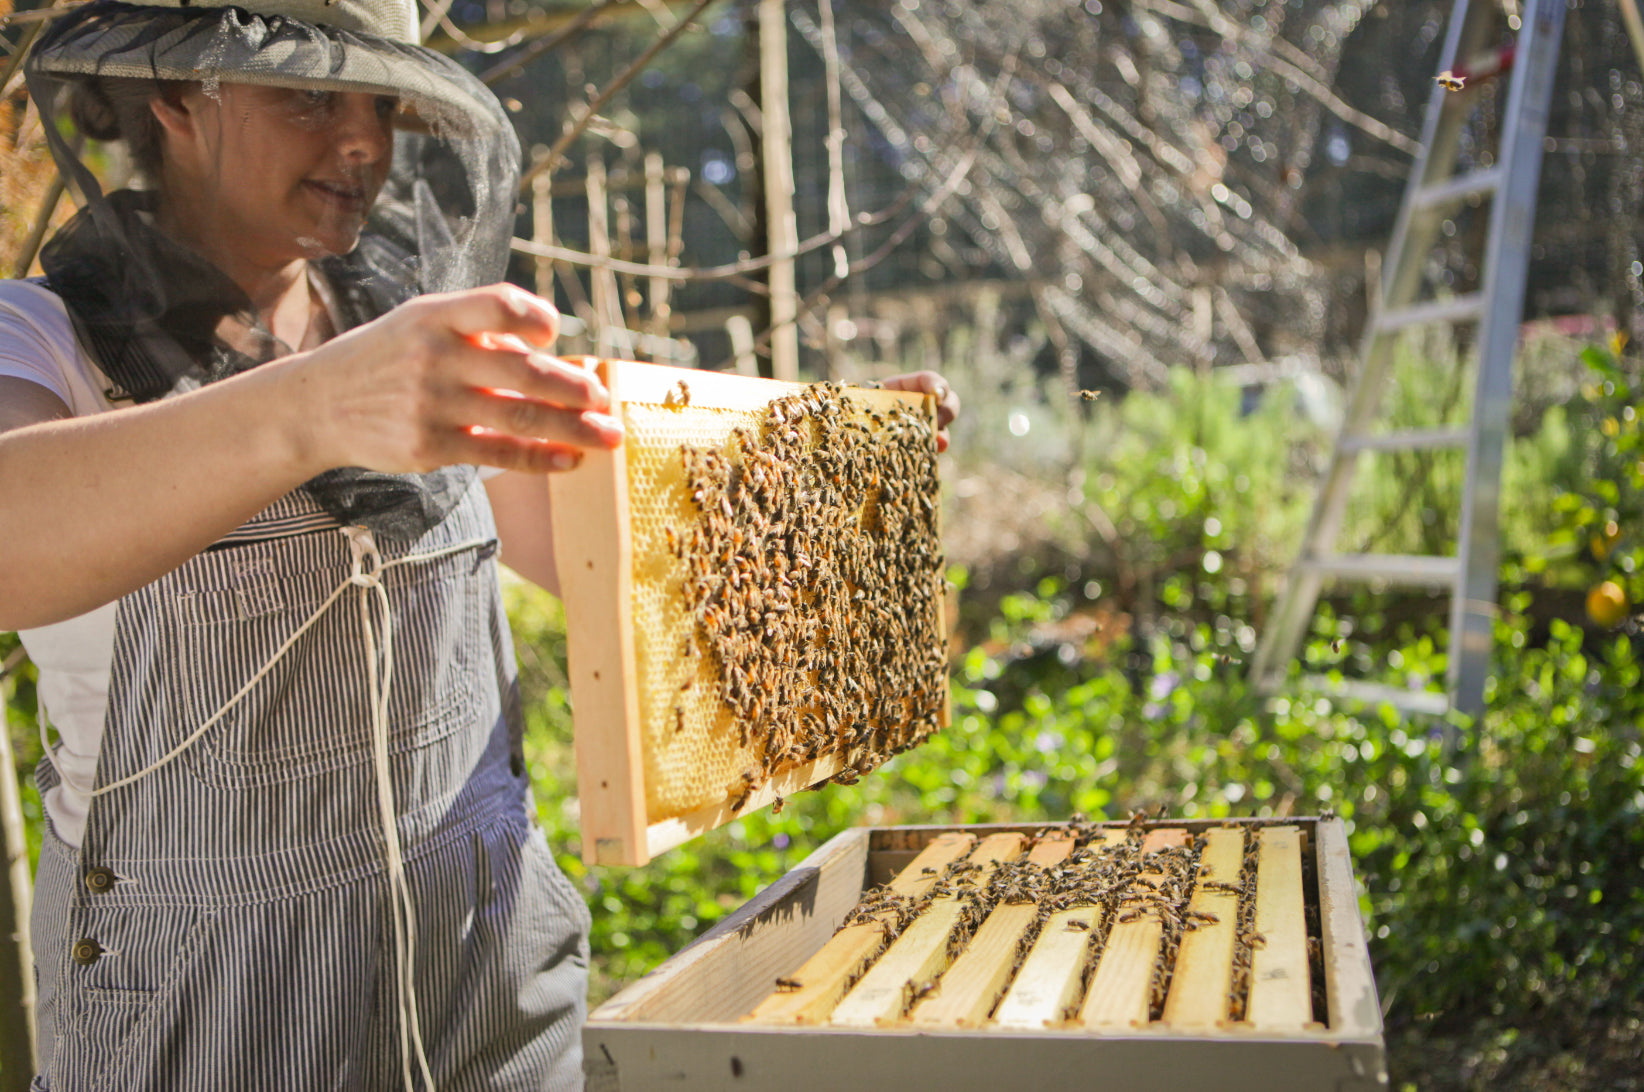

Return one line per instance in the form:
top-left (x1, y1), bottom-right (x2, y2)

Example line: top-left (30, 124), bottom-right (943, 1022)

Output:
top-left (71, 938), bottom-right (102, 966)
top-left (84, 867), bottom-right (116, 894)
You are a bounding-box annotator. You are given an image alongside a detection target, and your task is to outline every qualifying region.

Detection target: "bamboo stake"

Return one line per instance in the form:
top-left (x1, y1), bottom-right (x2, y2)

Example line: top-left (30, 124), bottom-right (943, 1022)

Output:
top-left (0, 670), bottom-right (38, 1087)
top-left (757, 0), bottom-right (799, 381)
top-left (585, 156), bottom-right (625, 358)
top-left (644, 152), bottom-right (672, 338)
top-left (726, 314), bottom-right (758, 377)
top-left (1618, 0), bottom-right (1644, 83)
top-left (816, 0), bottom-right (850, 284)
top-left (613, 191), bottom-right (640, 337)
top-left (531, 165), bottom-right (556, 300)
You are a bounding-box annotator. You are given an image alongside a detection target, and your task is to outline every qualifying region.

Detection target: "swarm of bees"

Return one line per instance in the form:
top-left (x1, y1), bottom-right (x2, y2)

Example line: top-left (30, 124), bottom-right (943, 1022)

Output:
top-left (667, 381), bottom-right (946, 803)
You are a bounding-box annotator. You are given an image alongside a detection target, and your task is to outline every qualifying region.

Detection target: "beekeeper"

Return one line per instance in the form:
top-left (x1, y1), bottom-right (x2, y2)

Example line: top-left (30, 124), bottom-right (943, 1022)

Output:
top-left (0, 0), bottom-right (610, 1087)
top-left (0, 0), bottom-right (962, 1088)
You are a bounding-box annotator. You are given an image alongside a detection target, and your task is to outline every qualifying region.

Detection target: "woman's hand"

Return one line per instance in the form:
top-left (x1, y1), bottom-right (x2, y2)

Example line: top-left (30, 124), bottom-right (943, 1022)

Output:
top-left (882, 370), bottom-right (960, 452)
top-left (287, 283), bottom-right (623, 478)
top-left (0, 282), bottom-right (624, 629)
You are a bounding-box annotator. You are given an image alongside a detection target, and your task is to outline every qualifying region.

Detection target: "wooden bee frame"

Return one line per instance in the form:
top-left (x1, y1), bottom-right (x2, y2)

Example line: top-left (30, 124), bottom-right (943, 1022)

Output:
top-left (548, 360), bottom-right (946, 866)
top-left (584, 818), bottom-right (1386, 1092)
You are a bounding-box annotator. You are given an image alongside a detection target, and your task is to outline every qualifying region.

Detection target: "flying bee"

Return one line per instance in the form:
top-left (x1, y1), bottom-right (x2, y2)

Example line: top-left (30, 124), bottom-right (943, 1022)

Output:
top-left (1436, 70), bottom-right (1466, 92)
top-left (1077, 389), bottom-right (1102, 402)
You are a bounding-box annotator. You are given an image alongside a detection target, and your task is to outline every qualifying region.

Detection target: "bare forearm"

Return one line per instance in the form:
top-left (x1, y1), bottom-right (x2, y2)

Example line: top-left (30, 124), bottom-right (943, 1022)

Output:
top-left (0, 285), bottom-right (617, 630)
top-left (0, 363), bottom-right (316, 629)
top-left (484, 470), bottom-right (560, 597)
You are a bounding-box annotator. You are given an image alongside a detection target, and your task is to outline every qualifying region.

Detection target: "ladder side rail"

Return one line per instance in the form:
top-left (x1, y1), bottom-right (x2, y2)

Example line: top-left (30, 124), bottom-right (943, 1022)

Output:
top-left (1252, 568), bottom-right (1327, 688)
top-left (1252, 0), bottom-right (1496, 689)
top-left (1448, 0), bottom-right (1569, 715)
top-left (1372, 0), bottom-right (1502, 329)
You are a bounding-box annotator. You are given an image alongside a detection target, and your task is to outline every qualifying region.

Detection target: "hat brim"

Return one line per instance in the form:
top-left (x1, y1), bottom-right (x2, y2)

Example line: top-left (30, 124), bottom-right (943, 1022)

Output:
top-left (28, 2), bottom-right (507, 140)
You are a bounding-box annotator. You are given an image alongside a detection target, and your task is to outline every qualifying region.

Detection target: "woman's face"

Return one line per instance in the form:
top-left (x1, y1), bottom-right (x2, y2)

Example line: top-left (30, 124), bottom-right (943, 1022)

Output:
top-left (155, 83), bottom-right (397, 267)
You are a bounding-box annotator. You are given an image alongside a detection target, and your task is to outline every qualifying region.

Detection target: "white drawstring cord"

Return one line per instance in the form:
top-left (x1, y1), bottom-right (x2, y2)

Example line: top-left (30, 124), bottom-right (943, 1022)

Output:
top-left (347, 526), bottom-right (434, 1092)
top-left (46, 525), bottom-right (493, 1092)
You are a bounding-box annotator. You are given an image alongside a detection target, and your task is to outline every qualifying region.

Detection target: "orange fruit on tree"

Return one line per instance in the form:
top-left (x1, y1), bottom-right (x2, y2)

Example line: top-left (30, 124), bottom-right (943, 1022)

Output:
top-left (1590, 520), bottom-right (1622, 561)
top-left (1587, 580), bottom-right (1629, 628)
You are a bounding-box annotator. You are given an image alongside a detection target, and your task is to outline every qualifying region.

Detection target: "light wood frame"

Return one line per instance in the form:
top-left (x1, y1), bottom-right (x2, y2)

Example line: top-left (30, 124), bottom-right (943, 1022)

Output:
top-left (547, 359), bottom-right (943, 866)
top-left (585, 819), bottom-right (1386, 1092)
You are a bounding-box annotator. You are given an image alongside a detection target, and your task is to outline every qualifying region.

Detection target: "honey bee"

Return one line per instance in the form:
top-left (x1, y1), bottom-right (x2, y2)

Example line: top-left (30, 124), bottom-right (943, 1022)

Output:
top-left (663, 379), bottom-right (693, 408)
top-left (774, 976), bottom-right (803, 993)
top-left (1435, 71), bottom-right (1466, 92)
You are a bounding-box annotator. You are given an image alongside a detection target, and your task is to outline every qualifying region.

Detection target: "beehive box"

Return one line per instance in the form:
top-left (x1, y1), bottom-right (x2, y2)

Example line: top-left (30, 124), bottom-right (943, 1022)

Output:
top-left (584, 818), bottom-right (1386, 1092)
top-left (548, 360), bottom-right (947, 865)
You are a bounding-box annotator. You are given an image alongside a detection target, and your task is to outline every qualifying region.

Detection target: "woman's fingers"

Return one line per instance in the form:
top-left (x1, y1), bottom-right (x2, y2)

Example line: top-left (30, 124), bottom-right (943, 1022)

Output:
top-left (453, 341), bottom-right (611, 414)
top-left (292, 283), bottom-right (632, 475)
top-left (882, 370), bottom-right (960, 451)
top-left (459, 432), bottom-right (590, 474)
top-left (422, 282), bottom-right (562, 347)
top-left (439, 382), bottom-right (622, 450)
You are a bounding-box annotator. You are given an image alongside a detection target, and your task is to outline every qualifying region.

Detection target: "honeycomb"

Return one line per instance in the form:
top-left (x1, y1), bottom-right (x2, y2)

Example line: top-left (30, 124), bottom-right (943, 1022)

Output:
top-left (624, 381), bottom-right (945, 821)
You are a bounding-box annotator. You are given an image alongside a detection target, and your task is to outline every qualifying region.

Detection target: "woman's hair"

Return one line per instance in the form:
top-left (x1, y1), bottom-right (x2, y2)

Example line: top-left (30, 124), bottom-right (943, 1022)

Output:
top-left (65, 76), bottom-right (184, 183)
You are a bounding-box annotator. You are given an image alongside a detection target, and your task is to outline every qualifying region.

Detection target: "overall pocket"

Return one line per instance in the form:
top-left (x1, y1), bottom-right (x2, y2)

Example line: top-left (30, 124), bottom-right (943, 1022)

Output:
top-left (54, 905), bottom-right (218, 1092)
top-left (167, 547), bottom-right (485, 787)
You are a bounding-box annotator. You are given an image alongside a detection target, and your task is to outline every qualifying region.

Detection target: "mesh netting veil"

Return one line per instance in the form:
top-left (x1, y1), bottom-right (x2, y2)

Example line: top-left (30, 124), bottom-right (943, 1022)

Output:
top-left (24, 0), bottom-right (524, 540)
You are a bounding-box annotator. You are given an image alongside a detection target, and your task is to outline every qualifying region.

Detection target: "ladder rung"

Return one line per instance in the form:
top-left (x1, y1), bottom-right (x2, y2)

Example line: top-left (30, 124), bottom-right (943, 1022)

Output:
top-left (1298, 553), bottom-right (1461, 587)
top-left (1376, 294), bottom-right (1485, 333)
top-left (1410, 168), bottom-right (1503, 213)
top-left (1297, 676), bottom-right (1451, 717)
top-left (1339, 426), bottom-right (1470, 454)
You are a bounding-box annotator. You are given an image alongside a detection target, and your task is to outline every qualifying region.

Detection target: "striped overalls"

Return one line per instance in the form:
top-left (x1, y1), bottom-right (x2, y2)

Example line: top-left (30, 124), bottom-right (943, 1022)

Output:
top-left (30, 478), bottom-right (590, 1090)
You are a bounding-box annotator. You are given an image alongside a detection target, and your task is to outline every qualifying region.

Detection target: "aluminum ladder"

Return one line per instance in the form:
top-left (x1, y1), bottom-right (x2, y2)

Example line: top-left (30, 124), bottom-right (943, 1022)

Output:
top-left (1250, 0), bottom-right (1568, 718)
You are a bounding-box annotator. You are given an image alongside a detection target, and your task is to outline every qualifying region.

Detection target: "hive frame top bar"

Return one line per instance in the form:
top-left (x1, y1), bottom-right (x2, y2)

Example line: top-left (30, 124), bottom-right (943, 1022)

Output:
top-left (585, 818), bottom-right (1386, 1092)
top-left (548, 359), bottom-right (943, 866)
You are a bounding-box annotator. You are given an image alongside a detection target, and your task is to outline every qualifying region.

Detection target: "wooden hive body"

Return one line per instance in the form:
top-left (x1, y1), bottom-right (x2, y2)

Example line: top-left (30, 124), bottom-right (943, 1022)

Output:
top-left (585, 819), bottom-right (1387, 1092)
top-left (548, 359), bottom-right (947, 865)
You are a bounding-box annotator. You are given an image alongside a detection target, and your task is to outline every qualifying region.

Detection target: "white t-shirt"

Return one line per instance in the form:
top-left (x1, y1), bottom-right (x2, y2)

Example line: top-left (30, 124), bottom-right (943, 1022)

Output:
top-left (0, 281), bottom-right (122, 847)
top-left (0, 279), bottom-right (509, 847)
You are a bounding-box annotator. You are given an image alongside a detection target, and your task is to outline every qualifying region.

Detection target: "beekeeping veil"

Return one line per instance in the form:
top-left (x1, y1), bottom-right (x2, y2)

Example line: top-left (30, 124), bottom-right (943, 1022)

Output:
top-left (24, 0), bottom-right (521, 539)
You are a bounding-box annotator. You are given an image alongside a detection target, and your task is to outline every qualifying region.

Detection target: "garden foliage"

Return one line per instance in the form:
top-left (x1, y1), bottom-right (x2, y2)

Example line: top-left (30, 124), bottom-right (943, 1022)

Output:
top-left (3, 341), bottom-right (1640, 1074)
